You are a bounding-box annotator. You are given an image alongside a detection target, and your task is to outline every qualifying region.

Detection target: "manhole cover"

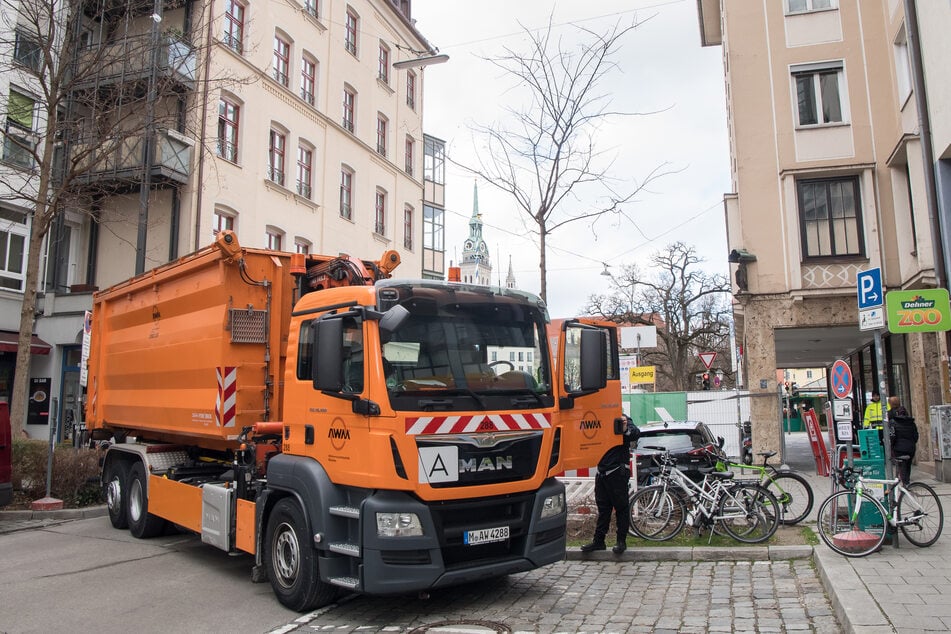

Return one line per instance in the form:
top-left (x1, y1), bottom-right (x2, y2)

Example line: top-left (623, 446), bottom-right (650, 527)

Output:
top-left (406, 620), bottom-right (511, 633)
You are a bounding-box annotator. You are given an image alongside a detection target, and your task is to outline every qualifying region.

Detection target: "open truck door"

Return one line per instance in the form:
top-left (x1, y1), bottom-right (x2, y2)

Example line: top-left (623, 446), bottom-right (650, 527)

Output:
top-left (550, 319), bottom-right (623, 472)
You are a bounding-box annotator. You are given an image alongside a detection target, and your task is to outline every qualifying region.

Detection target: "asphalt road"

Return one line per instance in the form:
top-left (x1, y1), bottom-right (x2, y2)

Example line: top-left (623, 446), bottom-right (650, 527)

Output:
top-left (0, 515), bottom-right (837, 634)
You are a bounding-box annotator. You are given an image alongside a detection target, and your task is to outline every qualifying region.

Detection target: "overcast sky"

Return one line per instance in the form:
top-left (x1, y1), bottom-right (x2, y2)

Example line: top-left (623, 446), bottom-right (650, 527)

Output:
top-left (412, 0), bottom-right (731, 319)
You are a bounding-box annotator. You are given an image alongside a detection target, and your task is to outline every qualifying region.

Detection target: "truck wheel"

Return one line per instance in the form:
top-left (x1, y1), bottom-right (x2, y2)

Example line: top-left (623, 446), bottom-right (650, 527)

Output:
top-left (126, 461), bottom-right (167, 538)
top-left (264, 498), bottom-right (337, 612)
top-left (104, 460), bottom-right (129, 529)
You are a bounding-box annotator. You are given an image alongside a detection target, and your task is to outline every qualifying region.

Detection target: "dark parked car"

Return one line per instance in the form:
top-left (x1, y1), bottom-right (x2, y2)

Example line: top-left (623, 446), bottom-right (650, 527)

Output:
top-left (632, 420), bottom-right (726, 486)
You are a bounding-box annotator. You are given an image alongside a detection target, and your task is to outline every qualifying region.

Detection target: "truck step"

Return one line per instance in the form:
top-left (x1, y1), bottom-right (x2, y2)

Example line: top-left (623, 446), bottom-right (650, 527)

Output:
top-left (329, 505), bottom-right (361, 519)
top-left (328, 542), bottom-right (360, 557)
top-left (329, 576), bottom-right (360, 590)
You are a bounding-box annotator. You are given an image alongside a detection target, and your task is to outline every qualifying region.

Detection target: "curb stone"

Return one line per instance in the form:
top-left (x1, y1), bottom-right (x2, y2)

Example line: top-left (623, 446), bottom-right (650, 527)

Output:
top-left (812, 546), bottom-right (895, 634)
top-left (565, 544), bottom-right (814, 562)
top-left (0, 505), bottom-right (107, 521)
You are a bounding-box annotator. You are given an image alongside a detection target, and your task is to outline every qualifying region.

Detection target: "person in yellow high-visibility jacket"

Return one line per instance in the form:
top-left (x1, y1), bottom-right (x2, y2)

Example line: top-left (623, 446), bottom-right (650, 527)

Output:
top-left (863, 391), bottom-right (884, 428)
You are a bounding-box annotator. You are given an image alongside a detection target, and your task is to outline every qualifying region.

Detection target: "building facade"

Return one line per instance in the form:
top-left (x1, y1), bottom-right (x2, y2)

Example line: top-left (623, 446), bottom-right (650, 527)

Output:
top-left (3, 0), bottom-right (441, 439)
top-left (698, 0), bottom-right (951, 474)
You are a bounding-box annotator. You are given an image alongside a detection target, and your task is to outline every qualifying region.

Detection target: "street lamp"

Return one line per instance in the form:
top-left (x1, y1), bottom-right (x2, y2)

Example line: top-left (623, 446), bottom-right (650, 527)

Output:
top-left (392, 53), bottom-right (449, 70)
top-left (600, 263), bottom-right (612, 277)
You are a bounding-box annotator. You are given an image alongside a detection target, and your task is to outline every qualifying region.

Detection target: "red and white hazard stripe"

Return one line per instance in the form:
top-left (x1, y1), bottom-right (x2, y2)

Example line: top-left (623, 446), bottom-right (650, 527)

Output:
top-left (405, 412), bottom-right (551, 435)
top-left (216, 366), bottom-right (237, 427)
top-left (559, 456), bottom-right (636, 480)
top-left (561, 467), bottom-right (595, 478)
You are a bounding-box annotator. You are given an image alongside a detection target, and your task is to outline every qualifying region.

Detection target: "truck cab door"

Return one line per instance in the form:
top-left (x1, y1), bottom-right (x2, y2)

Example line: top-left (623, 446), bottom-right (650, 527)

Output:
top-left (551, 319), bottom-right (623, 472)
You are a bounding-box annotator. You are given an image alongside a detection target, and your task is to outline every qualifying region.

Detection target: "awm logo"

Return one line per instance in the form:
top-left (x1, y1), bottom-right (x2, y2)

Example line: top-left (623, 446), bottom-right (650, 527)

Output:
top-left (580, 410), bottom-right (601, 440)
top-left (328, 418), bottom-right (350, 450)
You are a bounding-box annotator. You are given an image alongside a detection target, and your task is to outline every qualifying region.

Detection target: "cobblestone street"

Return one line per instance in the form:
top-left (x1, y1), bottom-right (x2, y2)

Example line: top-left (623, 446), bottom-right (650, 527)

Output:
top-left (281, 558), bottom-right (838, 633)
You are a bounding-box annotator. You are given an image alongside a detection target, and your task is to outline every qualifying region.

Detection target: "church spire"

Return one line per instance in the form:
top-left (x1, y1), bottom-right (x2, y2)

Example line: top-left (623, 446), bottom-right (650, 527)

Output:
top-left (472, 180), bottom-right (479, 218)
top-left (506, 255), bottom-right (516, 289)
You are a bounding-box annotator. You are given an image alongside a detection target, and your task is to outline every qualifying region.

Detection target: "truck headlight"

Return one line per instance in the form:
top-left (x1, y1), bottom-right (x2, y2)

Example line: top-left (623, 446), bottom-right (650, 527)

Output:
top-left (376, 512), bottom-right (424, 537)
top-left (540, 492), bottom-right (565, 519)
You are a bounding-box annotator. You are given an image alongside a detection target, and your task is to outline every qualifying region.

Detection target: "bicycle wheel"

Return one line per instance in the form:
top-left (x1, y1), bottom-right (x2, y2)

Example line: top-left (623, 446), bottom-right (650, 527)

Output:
top-left (717, 483), bottom-right (779, 543)
top-left (765, 471), bottom-right (814, 525)
top-left (629, 485), bottom-right (686, 541)
top-left (815, 490), bottom-right (887, 557)
top-left (898, 482), bottom-right (944, 547)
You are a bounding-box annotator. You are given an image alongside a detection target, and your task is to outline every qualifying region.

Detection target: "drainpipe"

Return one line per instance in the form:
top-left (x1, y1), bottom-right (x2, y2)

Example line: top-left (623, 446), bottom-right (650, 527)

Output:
top-left (903, 0), bottom-right (951, 405)
top-left (194, 0), bottom-right (215, 251)
top-left (903, 0), bottom-right (946, 289)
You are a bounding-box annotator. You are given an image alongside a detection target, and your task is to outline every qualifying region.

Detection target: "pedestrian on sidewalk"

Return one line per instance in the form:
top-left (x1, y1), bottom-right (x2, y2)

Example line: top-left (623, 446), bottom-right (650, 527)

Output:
top-left (581, 414), bottom-right (639, 555)
top-left (863, 391), bottom-right (884, 429)
top-left (887, 396), bottom-right (918, 484)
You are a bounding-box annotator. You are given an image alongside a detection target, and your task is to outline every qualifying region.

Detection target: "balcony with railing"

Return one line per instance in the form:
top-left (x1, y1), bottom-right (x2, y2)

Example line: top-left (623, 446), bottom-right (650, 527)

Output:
top-left (71, 34), bottom-right (196, 92)
top-left (56, 128), bottom-right (193, 189)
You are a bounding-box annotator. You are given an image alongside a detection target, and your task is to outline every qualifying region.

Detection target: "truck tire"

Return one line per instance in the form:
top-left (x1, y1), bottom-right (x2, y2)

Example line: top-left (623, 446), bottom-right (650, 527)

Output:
top-left (104, 460), bottom-right (129, 530)
top-left (126, 461), bottom-right (167, 538)
top-left (264, 498), bottom-right (337, 612)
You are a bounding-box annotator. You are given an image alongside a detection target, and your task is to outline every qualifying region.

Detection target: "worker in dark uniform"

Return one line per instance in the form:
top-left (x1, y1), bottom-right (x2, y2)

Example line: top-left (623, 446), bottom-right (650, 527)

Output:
top-left (581, 414), bottom-right (640, 555)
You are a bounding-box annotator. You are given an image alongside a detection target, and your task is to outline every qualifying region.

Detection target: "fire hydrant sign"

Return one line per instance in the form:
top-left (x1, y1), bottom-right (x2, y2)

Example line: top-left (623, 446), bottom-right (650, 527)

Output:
top-left (886, 289), bottom-right (951, 333)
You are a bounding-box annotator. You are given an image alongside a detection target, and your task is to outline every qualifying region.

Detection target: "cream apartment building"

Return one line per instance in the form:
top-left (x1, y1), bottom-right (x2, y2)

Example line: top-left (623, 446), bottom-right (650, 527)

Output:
top-left (9, 0), bottom-right (441, 439)
top-left (697, 0), bottom-right (951, 474)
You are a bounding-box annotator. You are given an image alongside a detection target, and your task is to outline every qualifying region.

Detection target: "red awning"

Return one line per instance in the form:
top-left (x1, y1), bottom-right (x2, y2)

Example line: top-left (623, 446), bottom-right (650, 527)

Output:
top-left (0, 331), bottom-right (52, 355)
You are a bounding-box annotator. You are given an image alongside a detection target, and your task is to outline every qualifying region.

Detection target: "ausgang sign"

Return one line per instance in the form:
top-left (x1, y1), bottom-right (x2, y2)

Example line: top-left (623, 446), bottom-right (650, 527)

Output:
top-left (629, 366), bottom-right (655, 384)
top-left (885, 289), bottom-right (951, 333)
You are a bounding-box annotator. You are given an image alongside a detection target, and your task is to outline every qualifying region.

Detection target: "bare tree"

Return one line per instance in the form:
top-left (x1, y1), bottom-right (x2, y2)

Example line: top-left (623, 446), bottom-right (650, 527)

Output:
top-left (585, 242), bottom-right (731, 391)
top-left (0, 0), bottom-right (229, 436)
top-left (460, 15), bottom-right (670, 302)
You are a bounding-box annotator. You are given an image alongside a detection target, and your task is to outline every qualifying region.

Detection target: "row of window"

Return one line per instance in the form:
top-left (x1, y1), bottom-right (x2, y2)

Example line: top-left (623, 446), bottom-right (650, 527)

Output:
top-left (217, 96), bottom-right (417, 198)
top-left (339, 167), bottom-right (414, 248)
top-left (224, 1), bottom-right (417, 110)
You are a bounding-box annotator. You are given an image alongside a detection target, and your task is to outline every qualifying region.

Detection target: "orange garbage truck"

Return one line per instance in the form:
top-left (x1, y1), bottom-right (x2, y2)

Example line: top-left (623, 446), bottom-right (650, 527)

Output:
top-left (85, 230), bottom-right (622, 611)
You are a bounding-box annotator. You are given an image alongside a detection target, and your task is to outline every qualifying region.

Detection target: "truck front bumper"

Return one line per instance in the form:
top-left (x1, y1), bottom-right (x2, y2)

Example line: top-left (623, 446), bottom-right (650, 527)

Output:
top-left (355, 477), bottom-right (566, 595)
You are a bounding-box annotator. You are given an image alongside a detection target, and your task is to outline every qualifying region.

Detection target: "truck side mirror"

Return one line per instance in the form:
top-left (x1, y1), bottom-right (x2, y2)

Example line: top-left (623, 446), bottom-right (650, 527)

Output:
top-left (579, 329), bottom-right (607, 391)
top-left (313, 318), bottom-right (344, 391)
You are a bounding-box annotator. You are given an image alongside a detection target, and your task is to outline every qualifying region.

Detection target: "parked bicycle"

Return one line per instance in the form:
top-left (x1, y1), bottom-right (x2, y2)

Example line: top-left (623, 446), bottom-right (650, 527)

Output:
top-left (629, 449), bottom-right (780, 543)
top-left (721, 450), bottom-right (814, 525)
top-left (815, 458), bottom-right (944, 557)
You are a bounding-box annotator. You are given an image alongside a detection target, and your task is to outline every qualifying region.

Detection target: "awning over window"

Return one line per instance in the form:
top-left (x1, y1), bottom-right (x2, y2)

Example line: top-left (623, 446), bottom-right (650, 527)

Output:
top-left (0, 331), bottom-right (51, 355)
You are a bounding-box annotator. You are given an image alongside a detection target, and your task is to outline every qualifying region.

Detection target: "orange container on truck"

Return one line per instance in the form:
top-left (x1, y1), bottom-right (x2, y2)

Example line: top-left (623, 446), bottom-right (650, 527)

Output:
top-left (86, 231), bottom-right (622, 611)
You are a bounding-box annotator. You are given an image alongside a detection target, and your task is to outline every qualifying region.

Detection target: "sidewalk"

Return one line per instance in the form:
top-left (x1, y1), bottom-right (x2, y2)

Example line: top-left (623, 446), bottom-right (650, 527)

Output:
top-left (566, 431), bottom-right (951, 633)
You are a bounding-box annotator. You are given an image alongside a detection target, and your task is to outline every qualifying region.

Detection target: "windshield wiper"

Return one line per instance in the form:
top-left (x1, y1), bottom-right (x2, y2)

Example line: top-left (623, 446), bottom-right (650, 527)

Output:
top-left (481, 387), bottom-right (546, 406)
top-left (434, 388), bottom-right (489, 410)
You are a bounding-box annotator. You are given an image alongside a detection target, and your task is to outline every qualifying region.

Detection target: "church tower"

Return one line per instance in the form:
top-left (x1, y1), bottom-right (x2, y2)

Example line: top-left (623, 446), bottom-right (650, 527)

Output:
top-left (505, 256), bottom-right (516, 289)
top-left (460, 181), bottom-right (493, 286)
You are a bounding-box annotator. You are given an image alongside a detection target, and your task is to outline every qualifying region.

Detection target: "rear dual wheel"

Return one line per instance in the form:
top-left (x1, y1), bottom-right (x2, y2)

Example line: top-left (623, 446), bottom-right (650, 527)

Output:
top-left (104, 460), bottom-right (129, 530)
top-left (127, 461), bottom-right (167, 538)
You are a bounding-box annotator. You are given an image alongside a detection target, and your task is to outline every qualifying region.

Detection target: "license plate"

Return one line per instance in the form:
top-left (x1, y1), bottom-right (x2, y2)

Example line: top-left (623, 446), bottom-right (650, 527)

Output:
top-left (464, 525), bottom-right (509, 545)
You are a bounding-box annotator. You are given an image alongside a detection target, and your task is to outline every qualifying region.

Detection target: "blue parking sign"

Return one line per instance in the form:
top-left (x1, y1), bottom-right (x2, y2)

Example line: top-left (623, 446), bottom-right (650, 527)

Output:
top-left (857, 268), bottom-right (883, 310)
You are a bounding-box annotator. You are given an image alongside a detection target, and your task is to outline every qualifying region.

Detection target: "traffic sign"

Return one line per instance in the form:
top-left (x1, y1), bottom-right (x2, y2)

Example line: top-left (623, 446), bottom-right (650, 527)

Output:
top-left (859, 307), bottom-right (885, 331)
top-left (830, 359), bottom-right (853, 399)
top-left (698, 351), bottom-right (717, 369)
top-left (857, 268), bottom-right (883, 310)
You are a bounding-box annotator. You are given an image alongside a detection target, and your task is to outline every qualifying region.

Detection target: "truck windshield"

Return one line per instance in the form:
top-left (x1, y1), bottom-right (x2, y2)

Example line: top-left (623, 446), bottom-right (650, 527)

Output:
top-left (381, 301), bottom-right (552, 411)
